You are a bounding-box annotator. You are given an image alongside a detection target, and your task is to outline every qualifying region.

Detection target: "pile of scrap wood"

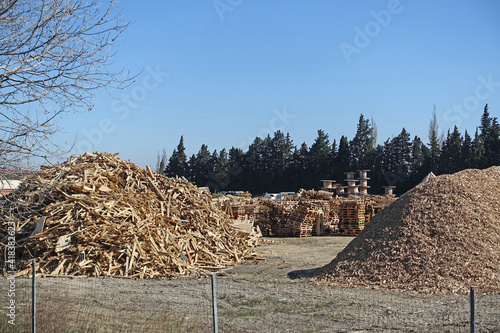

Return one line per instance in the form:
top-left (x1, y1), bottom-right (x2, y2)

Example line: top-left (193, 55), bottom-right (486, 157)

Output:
top-left (314, 166), bottom-right (500, 294)
top-left (0, 152), bottom-right (262, 278)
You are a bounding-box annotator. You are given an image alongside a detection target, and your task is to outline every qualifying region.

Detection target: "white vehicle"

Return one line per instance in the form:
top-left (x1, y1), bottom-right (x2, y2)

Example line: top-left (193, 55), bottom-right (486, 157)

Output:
top-left (264, 193), bottom-right (281, 200)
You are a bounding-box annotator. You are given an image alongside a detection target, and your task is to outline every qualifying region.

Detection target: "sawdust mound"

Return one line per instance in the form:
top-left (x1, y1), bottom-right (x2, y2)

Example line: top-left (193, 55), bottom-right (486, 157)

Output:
top-left (315, 166), bottom-right (500, 294)
top-left (0, 152), bottom-right (260, 278)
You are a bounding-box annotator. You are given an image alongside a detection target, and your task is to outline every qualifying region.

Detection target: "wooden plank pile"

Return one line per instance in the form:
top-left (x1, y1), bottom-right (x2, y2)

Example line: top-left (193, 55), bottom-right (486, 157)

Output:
top-left (338, 199), bottom-right (365, 236)
top-left (285, 201), bottom-right (321, 237)
top-left (258, 198), bottom-right (297, 236)
top-left (0, 152), bottom-right (262, 278)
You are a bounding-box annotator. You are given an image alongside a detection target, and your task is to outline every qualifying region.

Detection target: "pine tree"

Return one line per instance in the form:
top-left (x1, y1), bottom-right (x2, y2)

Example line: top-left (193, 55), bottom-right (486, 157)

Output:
top-left (165, 136), bottom-right (188, 177)
top-left (461, 130), bottom-right (473, 169)
top-left (187, 154), bottom-right (197, 181)
top-left (269, 131), bottom-right (295, 191)
top-left (309, 130), bottom-right (331, 186)
top-left (382, 128), bottom-right (412, 190)
top-left (350, 114), bottom-right (372, 170)
top-left (334, 136), bottom-right (350, 182)
top-left (439, 126), bottom-right (462, 174)
top-left (190, 144), bottom-right (212, 186)
top-left (289, 142), bottom-right (310, 190)
top-left (479, 104), bottom-right (491, 138)
top-left (478, 104), bottom-right (500, 167)
top-left (329, 139), bottom-right (338, 179)
top-left (213, 148), bottom-right (229, 190)
top-left (472, 128), bottom-right (485, 168)
top-left (489, 117), bottom-right (500, 165)
top-left (228, 147), bottom-right (245, 189)
top-left (244, 137), bottom-right (267, 193)
top-left (410, 136), bottom-right (426, 176)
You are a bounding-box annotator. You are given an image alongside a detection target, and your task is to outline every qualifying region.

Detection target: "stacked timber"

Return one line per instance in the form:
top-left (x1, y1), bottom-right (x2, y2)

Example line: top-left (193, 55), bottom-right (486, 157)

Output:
top-left (338, 199), bottom-right (365, 236)
top-left (0, 152), bottom-right (262, 278)
top-left (286, 201), bottom-right (321, 237)
top-left (259, 199), bottom-right (297, 236)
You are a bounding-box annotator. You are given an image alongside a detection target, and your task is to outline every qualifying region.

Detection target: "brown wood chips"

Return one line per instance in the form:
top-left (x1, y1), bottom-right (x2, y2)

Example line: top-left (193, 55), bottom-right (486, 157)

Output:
top-left (315, 166), bottom-right (500, 294)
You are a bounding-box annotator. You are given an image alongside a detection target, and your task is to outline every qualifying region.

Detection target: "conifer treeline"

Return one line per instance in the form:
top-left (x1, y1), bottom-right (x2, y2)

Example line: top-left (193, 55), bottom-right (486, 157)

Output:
top-left (157, 105), bottom-right (500, 195)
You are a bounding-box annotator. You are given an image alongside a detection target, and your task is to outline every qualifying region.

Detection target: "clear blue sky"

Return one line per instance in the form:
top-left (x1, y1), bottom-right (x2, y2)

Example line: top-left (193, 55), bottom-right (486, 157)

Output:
top-left (53, 0), bottom-right (500, 168)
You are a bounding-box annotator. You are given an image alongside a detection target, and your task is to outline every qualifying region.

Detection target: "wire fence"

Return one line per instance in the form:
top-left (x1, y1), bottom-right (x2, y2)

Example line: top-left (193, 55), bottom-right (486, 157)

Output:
top-left (1, 271), bottom-right (499, 333)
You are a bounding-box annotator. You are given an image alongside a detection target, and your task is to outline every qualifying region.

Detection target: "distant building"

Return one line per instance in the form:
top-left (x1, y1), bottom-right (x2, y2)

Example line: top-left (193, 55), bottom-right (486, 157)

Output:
top-left (0, 170), bottom-right (32, 196)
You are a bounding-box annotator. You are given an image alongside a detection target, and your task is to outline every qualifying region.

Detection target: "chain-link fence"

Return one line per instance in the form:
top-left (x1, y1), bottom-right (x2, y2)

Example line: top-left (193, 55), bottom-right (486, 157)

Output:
top-left (1, 271), bottom-right (499, 333)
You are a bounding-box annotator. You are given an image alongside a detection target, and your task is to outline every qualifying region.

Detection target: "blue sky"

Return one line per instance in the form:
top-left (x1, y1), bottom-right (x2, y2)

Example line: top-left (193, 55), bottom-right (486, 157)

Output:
top-left (53, 0), bottom-right (500, 168)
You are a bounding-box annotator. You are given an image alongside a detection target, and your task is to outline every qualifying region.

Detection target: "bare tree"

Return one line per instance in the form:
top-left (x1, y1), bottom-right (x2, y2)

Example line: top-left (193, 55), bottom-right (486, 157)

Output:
top-left (369, 116), bottom-right (378, 150)
top-left (428, 104), bottom-right (444, 171)
top-left (155, 148), bottom-right (167, 175)
top-left (0, 0), bottom-right (131, 169)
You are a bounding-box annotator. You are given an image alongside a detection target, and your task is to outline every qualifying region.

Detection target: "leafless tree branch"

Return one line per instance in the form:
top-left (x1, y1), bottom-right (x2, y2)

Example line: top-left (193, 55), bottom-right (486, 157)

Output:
top-left (0, 0), bottom-right (132, 170)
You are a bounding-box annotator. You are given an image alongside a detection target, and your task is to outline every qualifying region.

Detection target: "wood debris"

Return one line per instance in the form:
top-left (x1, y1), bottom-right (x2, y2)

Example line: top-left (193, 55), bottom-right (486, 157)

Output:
top-left (0, 152), bottom-right (262, 278)
top-left (314, 166), bottom-right (500, 294)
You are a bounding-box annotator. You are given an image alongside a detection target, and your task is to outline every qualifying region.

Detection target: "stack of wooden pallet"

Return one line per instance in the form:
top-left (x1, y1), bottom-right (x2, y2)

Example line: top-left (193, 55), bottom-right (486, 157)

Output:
top-left (259, 199), bottom-right (297, 236)
top-left (286, 201), bottom-right (321, 237)
top-left (326, 198), bottom-right (342, 234)
top-left (0, 152), bottom-right (262, 278)
top-left (339, 199), bottom-right (365, 236)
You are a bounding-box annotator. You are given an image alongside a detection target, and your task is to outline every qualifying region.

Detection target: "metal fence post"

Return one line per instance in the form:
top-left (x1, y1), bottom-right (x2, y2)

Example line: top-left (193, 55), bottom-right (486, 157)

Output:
top-left (32, 259), bottom-right (36, 333)
top-left (470, 286), bottom-right (475, 333)
top-left (211, 274), bottom-right (218, 333)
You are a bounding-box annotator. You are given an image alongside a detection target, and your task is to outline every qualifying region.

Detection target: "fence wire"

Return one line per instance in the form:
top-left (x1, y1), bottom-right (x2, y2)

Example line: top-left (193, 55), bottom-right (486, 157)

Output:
top-left (1, 274), bottom-right (499, 333)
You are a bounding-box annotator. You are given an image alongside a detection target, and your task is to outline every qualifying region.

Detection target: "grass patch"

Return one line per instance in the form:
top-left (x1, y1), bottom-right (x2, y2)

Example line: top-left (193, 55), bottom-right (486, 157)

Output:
top-left (224, 309), bottom-right (265, 318)
top-left (315, 300), bottom-right (336, 309)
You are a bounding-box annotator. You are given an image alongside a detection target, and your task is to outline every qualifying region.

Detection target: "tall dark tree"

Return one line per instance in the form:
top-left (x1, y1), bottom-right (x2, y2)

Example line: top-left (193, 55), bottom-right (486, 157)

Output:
top-left (478, 104), bottom-right (500, 166)
top-left (410, 136), bottom-right (428, 177)
top-left (350, 114), bottom-right (372, 170)
top-left (213, 148), bottom-right (229, 190)
top-left (227, 146), bottom-right (245, 189)
top-left (472, 128), bottom-right (486, 168)
top-left (329, 139), bottom-right (338, 178)
top-left (334, 136), bottom-right (350, 182)
top-left (165, 136), bottom-right (188, 177)
top-left (479, 104), bottom-right (492, 138)
top-left (439, 126), bottom-right (462, 174)
top-left (461, 130), bottom-right (473, 169)
top-left (289, 142), bottom-right (310, 190)
top-left (269, 131), bottom-right (295, 191)
top-left (189, 144), bottom-right (212, 186)
top-left (309, 129), bottom-right (331, 186)
top-left (382, 128), bottom-right (412, 192)
top-left (244, 137), bottom-right (267, 193)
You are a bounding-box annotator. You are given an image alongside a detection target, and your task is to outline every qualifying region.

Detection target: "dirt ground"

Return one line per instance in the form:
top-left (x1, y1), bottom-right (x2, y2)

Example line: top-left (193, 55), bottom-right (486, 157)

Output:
top-left (226, 235), bottom-right (354, 281)
top-left (3, 235), bottom-right (500, 333)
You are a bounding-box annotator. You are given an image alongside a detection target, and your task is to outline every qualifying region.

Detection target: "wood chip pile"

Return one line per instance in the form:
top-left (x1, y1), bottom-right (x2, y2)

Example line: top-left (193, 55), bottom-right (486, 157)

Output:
top-left (314, 166), bottom-right (500, 294)
top-left (0, 152), bottom-right (261, 278)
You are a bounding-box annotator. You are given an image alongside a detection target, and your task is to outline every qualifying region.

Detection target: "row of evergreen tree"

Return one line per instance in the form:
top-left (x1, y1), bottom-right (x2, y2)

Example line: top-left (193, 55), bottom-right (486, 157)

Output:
top-left (156, 105), bottom-right (500, 195)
